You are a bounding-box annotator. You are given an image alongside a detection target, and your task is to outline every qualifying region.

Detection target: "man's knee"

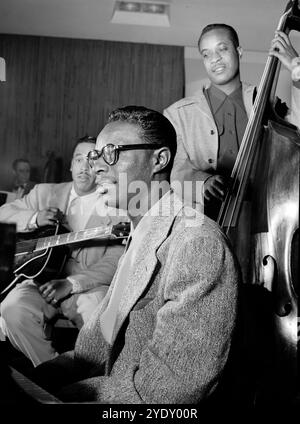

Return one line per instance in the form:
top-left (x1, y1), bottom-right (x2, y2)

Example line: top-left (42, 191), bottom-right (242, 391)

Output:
top-left (1, 296), bottom-right (31, 330)
top-left (1, 284), bottom-right (42, 330)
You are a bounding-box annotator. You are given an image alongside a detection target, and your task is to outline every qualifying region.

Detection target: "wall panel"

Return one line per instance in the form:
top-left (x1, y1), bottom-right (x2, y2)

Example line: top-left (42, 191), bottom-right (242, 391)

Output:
top-left (0, 35), bottom-right (184, 189)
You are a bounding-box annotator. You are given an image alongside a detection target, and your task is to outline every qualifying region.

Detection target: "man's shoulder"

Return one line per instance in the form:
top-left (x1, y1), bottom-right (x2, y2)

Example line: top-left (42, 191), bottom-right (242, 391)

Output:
top-left (164, 95), bottom-right (202, 111)
top-left (164, 80), bottom-right (210, 114)
top-left (164, 207), bottom-right (237, 274)
top-left (172, 205), bottom-right (227, 243)
top-left (25, 182), bottom-right (72, 204)
top-left (33, 181), bottom-right (72, 193)
top-left (164, 94), bottom-right (206, 114)
top-left (241, 81), bottom-right (256, 95)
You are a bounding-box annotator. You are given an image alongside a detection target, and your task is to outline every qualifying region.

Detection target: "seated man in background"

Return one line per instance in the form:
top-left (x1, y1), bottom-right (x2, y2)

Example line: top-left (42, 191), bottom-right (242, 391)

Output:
top-left (11, 158), bottom-right (37, 199)
top-left (29, 106), bottom-right (240, 404)
top-left (0, 136), bottom-right (127, 367)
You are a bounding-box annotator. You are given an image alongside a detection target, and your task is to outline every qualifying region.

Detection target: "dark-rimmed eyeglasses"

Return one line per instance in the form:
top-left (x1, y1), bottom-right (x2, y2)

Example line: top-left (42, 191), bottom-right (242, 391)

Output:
top-left (87, 143), bottom-right (163, 166)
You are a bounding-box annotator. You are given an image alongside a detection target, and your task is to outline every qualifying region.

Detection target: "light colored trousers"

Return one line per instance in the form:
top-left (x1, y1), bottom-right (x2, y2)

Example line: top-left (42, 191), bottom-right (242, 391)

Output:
top-left (0, 280), bottom-right (107, 367)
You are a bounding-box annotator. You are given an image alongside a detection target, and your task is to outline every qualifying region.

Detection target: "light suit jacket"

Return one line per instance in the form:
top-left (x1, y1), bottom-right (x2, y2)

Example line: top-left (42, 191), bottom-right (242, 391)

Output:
top-left (164, 79), bottom-right (300, 205)
top-left (36, 192), bottom-right (240, 404)
top-left (0, 182), bottom-right (126, 292)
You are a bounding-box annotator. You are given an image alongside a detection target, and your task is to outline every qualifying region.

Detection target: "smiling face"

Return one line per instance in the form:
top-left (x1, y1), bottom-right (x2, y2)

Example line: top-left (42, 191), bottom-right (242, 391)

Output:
top-left (71, 141), bottom-right (97, 196)
top-left (93, 121), bottom-right (154, 212)
top-left (199, 28), bottom-right (241, 92)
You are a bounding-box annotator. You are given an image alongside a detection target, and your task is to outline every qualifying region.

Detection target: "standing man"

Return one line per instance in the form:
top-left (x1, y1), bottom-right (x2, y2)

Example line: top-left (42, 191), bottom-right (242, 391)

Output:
top-left (164, 25), bottom-right (300, 217)
top-left (29, 106), bottom-right (240, 405)
top-left (0, 136), bottom-right (127, 367)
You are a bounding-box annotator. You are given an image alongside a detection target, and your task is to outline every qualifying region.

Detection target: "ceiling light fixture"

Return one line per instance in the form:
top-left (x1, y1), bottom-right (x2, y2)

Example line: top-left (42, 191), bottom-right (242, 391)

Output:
top-left (111, 1), bottom-right (170, 27)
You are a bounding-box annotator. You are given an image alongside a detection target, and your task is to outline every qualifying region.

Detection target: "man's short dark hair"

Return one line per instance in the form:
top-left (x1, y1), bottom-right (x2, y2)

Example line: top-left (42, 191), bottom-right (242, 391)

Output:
top-left (72, 135), bottom-right (96, 154)
top-left (198, 23), bottom-right (240, 51)
top-left (12, 158), bottom-right (30, 171)
top-left (107, 106), bottom-right (177, 175)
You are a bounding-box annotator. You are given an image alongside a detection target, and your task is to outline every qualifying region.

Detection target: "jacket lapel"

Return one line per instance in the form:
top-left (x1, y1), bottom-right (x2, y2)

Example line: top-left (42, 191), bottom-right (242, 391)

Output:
top-left (194, 79), bottom-right (218, 122)
top-left (110, 192), bottom-right (184, 345)
top-left (51, 182), bottom-right (73, 214)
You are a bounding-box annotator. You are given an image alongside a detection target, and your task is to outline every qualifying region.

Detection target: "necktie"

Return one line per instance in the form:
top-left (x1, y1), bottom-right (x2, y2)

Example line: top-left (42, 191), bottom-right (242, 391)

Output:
top-left (67, 196), bottom-right (83, 232)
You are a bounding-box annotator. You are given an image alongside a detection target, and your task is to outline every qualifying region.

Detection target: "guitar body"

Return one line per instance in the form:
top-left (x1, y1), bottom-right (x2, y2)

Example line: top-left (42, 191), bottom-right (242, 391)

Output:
top-left (0, 220), bottom-right (129, 301)
top-left (15, 225), bottom-right (68, 285)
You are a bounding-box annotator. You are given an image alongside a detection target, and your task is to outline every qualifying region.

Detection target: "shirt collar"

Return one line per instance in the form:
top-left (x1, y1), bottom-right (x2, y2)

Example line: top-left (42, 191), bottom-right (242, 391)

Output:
top-left (206, 83), bottom-right (244, 116)
top-left (130, 189), bottom-right (173, 244)
top-left (69, 185), bottom-right (98, 201)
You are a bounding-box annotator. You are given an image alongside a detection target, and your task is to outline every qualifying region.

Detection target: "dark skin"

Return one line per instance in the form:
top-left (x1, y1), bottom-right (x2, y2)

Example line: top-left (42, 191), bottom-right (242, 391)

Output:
top-left (38, 141), bottom-right (97, 306)
top-left (201, 29), bottom-right (299, 203)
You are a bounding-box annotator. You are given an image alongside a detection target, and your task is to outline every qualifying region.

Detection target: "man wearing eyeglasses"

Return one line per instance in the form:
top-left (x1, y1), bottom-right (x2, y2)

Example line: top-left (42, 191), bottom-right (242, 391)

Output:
top-left (0, 136), bottom-right (127, 367)
top-left (30, 106), bottom-right (240, 405)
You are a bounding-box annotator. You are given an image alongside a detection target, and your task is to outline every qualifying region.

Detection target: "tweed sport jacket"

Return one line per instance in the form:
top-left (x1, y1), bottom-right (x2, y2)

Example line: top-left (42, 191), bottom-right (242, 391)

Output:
top-left (35, 191), bottom-right (240, 404)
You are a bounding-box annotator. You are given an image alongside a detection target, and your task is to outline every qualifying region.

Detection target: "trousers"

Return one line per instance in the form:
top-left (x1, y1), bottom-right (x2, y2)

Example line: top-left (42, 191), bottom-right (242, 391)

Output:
top-left (0, 280), bottom-right (107, 367)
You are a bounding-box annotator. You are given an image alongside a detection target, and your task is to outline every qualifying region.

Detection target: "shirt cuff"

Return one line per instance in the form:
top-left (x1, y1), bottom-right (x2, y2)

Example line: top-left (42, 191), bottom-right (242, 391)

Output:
top-left (291, 57), bottom-right (300, 82)
top-left (67, 276), bottom-right (82, 294)
top-left (27, 212), bottom-right (39, 230)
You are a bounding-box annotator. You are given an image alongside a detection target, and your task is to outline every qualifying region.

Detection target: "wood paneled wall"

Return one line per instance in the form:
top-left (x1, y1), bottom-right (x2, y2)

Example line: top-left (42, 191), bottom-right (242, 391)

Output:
top-left (0, 34), bottom-right (184, 189)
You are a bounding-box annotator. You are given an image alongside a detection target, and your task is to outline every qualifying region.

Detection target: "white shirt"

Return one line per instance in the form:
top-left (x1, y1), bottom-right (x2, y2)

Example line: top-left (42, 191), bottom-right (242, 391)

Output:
top-left (67, 187), bottom-right (101, 232)
top-left (100, 191), bottom-right (171, 344)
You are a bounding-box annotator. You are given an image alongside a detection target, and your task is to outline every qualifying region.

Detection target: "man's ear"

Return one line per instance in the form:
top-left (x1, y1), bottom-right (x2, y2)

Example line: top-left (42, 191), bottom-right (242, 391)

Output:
top-left (152, 147), bottom-right (171, 174)
top-left (237, 46), bottom-right (243, 58)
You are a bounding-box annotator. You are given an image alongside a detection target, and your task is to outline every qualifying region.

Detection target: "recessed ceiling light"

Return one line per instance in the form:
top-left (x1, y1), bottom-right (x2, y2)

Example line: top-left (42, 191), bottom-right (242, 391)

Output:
top-left (143, 3), bottom-right (166, 14)
top-left (118, 2), bottom-right (141, 12)
top-left (111, 1), bottom-right (170, 27)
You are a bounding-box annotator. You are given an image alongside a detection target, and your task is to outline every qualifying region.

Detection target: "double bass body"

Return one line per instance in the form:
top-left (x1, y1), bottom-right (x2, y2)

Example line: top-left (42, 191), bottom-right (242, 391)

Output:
top-left (217, 0), bottom-right (300, 406)
top-left (250, 119), bottom-right (299, 401)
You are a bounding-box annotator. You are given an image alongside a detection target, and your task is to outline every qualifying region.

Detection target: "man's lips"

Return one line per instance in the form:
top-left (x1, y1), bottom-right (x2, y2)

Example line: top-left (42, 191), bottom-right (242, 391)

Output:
top-left (77, 173), bottom-right (90, 180)
top-left (212, 65), bottom-right (226, 73)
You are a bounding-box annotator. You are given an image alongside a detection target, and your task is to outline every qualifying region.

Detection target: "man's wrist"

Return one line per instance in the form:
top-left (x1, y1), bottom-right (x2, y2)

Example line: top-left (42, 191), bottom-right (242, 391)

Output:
top-left (66, 276), bottom-right (82, 294)
top-left (27, 212), bottom-right (39, 230)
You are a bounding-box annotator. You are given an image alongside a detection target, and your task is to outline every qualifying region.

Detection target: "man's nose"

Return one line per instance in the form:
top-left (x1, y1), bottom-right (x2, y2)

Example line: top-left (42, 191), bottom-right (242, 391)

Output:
top-left (81, 158), bottom-right (90, 170)
top-left (93, 156), bottom-right (108, 175)
top-left (211, 51), bottom-right (222, 63)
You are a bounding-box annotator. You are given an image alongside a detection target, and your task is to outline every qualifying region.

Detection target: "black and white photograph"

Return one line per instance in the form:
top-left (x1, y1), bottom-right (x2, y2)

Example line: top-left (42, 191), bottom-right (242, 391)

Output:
top-left (0, 0), bottom-right (299, 420)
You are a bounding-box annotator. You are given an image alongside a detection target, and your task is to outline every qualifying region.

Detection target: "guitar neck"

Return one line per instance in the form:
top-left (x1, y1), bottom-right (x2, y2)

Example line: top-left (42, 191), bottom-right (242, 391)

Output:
top-left (15, 225), bottom-right (114, 256)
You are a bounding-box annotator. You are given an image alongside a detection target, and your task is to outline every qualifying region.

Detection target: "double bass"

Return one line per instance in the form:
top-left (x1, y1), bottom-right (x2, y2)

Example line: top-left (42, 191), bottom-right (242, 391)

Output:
top-left (217, 0), bottom-right (299, 406)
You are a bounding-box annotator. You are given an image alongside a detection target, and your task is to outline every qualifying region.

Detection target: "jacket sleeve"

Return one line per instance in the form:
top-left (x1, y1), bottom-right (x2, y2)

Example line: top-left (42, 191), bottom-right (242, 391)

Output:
top-left (129, 228), bottom-right (239, 403)
top-left (0, 184), bottom-right (44, 231)
top-left (286, 82), bottom-right (300, 129)
top-left (65, 208), bottom-right (128, 292)
top-left (66, 242), bottom-right (125, 292)
top-left (164, 107), bottom-right (212, 208)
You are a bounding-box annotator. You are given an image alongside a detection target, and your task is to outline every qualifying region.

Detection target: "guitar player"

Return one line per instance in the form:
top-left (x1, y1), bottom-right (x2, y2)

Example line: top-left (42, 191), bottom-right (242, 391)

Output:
top-left (0, 136), bottom-right (128, 367)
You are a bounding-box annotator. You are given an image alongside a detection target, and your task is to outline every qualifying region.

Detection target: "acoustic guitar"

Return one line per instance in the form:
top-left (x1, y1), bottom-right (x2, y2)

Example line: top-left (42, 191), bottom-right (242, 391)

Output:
top-left (0, 222), bottom-right (130, 299)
